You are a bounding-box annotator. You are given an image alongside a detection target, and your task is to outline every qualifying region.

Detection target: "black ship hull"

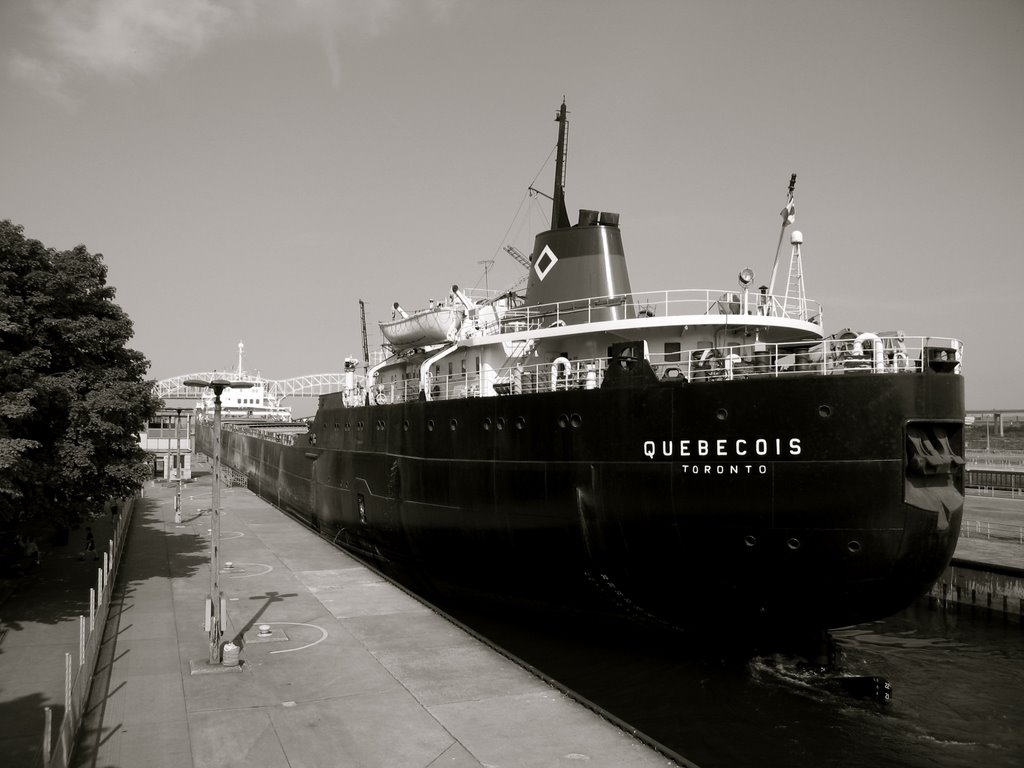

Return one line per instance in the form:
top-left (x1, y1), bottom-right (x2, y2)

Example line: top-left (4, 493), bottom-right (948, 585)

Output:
top-left (205, 369), bottom-right (964, 646)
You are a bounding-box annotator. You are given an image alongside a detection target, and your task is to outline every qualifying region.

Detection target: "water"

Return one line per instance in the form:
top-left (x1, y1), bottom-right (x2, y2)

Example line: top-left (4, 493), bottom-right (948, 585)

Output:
top-left (436, 600), bottom-right (1024, 767)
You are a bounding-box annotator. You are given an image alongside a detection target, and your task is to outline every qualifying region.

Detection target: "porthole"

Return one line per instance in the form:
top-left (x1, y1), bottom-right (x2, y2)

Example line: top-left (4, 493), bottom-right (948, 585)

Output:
top-left (356, 420), bottom-right (364, 431)
top-left (847, 540), bottom-right (862, 554)
top-left (515, 416), bottom-right (526, 430)
top-left (716, 408), bottom-right (728, 421)
top-left (557, 414), bottom-right (569, 429)
top-left (449, 418), bottom-right (458, 431)
top-left (496, 417), bottom-right (506, 431)
top-left (818, 404), bottom-right (833, 418)
top-left (570, 413), bottom-right (583, 429)
top-left (427, 419), bottom-right (435, 432)
top-left (786, 537), bottom-right (801, 550)
top-left (376, 419), bottom-right (386, 430)
top-left (482, 417), bottom-right (492, 431)
top-left (402, 420), bottom-right (410, 431)
top-left (744, 535), bottom-right (757, 548)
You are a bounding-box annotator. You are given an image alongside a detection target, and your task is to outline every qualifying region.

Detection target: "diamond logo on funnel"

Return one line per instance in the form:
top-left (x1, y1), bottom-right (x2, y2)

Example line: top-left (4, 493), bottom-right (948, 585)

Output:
top-left (535, 245), bottom-right (558, 281)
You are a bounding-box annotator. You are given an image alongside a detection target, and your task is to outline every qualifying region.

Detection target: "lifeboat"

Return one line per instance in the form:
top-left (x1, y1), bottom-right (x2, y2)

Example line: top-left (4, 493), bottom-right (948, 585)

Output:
top-left (379, 302), bottom-right (464, 350)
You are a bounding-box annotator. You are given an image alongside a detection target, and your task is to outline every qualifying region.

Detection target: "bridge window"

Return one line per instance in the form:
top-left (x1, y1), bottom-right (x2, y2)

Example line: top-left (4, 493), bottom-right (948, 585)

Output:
top-left (665, 342), bottom-right (681, 363)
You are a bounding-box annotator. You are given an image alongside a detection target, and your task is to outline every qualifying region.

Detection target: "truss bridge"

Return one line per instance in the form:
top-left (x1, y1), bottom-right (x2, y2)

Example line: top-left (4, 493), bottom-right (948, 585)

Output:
top-left (153, 372), bottom-right (345, 401)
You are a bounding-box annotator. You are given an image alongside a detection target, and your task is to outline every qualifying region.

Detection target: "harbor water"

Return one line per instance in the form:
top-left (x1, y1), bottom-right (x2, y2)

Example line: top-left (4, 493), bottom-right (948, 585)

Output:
top-left (437, 597), bottom-right (1024, 768)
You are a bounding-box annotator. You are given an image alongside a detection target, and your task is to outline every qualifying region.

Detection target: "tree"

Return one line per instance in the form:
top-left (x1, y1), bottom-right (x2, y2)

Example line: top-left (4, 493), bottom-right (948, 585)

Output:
top-left (0, 220), bottom-right (160, 530)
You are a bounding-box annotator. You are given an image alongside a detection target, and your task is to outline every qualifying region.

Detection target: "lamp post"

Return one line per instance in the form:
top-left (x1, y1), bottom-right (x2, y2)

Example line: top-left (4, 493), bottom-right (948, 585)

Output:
top-left (184, 377), bottom-right (253, 664)
top-left (173, 408), bottom-right (183, 524)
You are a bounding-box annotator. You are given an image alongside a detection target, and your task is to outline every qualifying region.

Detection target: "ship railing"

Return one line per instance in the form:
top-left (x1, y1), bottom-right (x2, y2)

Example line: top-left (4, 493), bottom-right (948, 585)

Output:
top-left (222, 422), bottom-right (299, 446)
top-left (368, 334), bottom-right (962, 404)
top-left (491, 288), bottom-right (825, 333)
top-left (647, 335), bottom-right (962, 382)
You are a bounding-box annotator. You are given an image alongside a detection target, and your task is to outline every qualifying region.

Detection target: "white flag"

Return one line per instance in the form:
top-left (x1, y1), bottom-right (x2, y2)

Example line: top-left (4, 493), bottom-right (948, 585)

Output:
top-left (781, 198), bottom-right (795, 226)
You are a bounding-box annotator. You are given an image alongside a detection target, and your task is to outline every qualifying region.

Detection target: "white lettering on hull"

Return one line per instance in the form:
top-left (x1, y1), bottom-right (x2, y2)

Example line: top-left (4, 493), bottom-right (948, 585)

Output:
top-left (643, 438), bottom-right (802, 460)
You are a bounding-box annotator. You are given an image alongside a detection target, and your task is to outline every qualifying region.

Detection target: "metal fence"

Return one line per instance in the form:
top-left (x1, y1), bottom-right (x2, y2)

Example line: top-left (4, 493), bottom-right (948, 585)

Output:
top-left (39, 495), bottom-right (136, 768)
top-left (961, 518), bottom-right (1024, 546)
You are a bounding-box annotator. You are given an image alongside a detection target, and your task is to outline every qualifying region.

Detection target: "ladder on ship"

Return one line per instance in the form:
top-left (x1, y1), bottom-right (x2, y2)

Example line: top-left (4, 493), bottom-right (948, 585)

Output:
top-left (504, 244), bottom-right (531, 270)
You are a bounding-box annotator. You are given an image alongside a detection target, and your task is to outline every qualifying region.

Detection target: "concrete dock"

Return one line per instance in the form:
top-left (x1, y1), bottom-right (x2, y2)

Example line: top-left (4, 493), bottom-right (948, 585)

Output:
top-left (4, 483), bottom-right (1022, 768)
top-left (53, 472), bottom-right (678, 768)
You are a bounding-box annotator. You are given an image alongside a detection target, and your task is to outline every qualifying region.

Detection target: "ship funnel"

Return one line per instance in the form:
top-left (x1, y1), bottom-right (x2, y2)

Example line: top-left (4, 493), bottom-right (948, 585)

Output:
top-left (523, 101), bottom-right (633, 324)
top-left (524, 210), bottom-right (634, 324)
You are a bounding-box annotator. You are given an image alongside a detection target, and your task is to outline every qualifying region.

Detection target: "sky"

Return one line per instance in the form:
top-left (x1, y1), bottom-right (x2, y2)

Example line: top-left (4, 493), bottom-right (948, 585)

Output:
top-left (1, 0), bottom-right (1022, 413)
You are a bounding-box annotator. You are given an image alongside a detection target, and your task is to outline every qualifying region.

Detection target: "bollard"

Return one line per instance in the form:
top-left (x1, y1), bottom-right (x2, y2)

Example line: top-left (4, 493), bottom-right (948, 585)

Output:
top-left (222, 642), bottom-right (240, 667)
top-left (257, 624), bottom-right (272, 638)
top-left (42, 707), bottom-right (52, 765)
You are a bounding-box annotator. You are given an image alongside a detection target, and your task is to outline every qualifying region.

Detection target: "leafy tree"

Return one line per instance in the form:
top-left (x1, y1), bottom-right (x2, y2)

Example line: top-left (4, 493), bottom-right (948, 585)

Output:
top-left (0, 220), bottom-right (160, 531)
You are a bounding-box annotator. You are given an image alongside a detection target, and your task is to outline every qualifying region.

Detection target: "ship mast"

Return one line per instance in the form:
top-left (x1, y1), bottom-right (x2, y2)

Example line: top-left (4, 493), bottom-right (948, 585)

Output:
top-left (551, 100), bottom-right (571, 229)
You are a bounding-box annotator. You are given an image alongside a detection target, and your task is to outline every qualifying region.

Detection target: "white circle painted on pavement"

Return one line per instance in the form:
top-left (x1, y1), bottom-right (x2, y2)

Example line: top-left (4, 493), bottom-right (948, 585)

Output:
top-left (224, 562), bottom-right (274, 578)
top-left (263, 622), bottom-right (329, 654)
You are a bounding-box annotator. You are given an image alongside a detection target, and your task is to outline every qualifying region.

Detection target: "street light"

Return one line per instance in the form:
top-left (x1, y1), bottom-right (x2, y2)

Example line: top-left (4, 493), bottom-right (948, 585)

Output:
top-left (184, 377), bottom-right (253, 665)
top-left (173, 407), bottom-right (183, 524)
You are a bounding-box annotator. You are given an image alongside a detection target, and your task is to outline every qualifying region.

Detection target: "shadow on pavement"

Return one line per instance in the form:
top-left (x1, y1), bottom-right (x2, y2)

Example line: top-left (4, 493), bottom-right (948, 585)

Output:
top-left (0, 488), bottom-right (210, 768)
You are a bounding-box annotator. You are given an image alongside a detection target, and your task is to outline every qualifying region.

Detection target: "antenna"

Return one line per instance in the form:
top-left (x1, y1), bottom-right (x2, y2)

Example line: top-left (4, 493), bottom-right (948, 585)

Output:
top-left (478, 259), bottom-right (495, 292)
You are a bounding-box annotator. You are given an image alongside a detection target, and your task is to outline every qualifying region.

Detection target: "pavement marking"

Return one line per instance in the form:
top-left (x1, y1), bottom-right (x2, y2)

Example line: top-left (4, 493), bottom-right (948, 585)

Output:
top-left (204, 529), bottom-right (245, 539)
top-left (262, 622), bottom-right (329, 655)
top-left (223, 562), bottom-right (274, 578)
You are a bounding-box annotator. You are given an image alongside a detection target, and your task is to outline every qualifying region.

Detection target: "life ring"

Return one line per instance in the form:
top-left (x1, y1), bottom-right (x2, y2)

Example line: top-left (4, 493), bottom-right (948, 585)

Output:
top-left (375, 392), bottom-right (388, 405)
top-left (550, 356), bottom-right (572, 390)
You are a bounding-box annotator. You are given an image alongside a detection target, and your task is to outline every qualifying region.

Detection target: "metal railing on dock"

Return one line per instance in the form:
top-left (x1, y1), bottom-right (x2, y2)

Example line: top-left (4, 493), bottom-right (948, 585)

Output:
top-left (961, 518), bottom-right (1024, 546)
top-left (39, 496), bottom-right (136, 768)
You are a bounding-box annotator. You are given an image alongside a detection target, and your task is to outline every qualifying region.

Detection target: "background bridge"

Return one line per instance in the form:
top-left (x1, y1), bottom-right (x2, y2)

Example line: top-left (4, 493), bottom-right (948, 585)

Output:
top-left (153, 373), bottom-right (345, 401)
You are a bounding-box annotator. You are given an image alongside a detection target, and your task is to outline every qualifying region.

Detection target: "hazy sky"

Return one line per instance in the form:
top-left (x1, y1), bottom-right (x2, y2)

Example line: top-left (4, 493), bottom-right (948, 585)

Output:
top-left (2, 0), bottom-right (1021, 411)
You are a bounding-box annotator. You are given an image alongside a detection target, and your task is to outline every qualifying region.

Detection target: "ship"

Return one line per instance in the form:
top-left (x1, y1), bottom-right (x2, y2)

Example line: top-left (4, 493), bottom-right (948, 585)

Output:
top-left (206, 102), bottom-right (965, 652)
top-left (193, 342), bottom-right (292, 422)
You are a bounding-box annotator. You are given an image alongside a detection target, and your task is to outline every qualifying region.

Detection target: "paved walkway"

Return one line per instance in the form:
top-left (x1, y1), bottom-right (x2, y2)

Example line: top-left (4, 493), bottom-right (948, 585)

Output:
top-left (0, 510), bottom-right (116, 768)
top-left (64, 474), bottom-right (678, 768)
